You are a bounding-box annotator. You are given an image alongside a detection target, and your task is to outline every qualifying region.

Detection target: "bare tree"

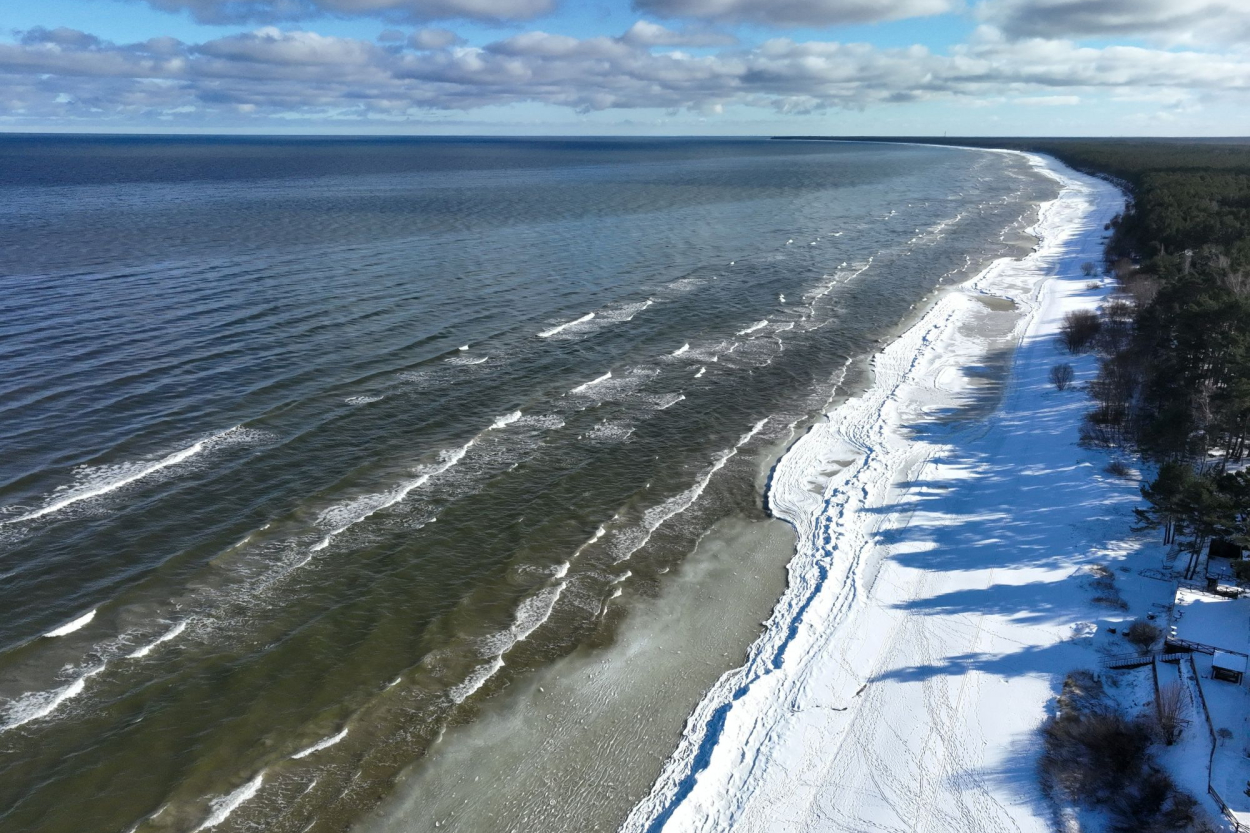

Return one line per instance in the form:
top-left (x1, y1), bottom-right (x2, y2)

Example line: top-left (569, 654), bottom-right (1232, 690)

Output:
top-left (1050, 363), bottom-right (1075, 391)
top-left (1156, 681), bottom-right (1185, 746)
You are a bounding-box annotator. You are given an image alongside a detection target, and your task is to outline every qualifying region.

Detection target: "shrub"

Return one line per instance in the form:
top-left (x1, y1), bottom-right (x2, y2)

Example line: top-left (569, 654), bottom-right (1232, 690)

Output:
top-left (1083, 261), bottom-right (1099, 277)
top-left (1040, 674), bottom-right (1154, 803)
top-left (1060, 309), bottom-right (1103, 353)
top-left (1105, 459), bottom-right (1132, 477)
top-left (1232, 560), bottom-right (1250, 583)
top-left (1050, 363), bottom-right (1075, 391)
top-left (1125, 620), bottom-right (1162, 652)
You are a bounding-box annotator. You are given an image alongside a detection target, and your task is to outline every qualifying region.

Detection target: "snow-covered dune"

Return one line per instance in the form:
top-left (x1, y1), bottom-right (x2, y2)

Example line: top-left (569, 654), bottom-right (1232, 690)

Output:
top-left (622, 154), bottom-right (1129, 833)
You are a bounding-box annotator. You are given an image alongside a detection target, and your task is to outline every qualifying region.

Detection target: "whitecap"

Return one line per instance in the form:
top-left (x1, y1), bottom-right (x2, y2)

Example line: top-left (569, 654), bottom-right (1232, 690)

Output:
top-left (1, 426), bottom-right (243, 526)
top-left (44, 608), bottom-right (96, 638)
top-left (1, 665), bottom-right (105, 731)
top-left (570, 371), bottom-right (612, 394)
top-left (291, 728), bottom-right (349, 759)
top-left (127, 620), bottom-right (188, 659)
top-left (538, 313), bottom-right (594, 338)
top-left (194, 772), bottom-right (265, 831)
top-left (671, 343), bottom-right (690, 357)
top-left (737, 320), bottom-right (768, 336)
top-left (449, 657), bottom-right (505, 704)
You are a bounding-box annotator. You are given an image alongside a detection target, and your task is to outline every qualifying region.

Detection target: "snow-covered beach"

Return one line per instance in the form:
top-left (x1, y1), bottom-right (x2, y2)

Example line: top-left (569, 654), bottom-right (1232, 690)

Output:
top-left (624, 154), bottom-right (1135, 833)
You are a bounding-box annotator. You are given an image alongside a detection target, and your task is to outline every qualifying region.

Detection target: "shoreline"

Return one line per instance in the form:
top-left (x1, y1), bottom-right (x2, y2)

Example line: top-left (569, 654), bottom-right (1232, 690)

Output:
top-left (622, 153), bottom-right (1128, 832)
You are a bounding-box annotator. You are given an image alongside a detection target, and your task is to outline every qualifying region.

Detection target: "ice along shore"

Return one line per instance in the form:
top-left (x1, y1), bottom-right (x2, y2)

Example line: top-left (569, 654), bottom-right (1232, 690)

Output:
top-left (622, 152), bottom-right (1128, 833)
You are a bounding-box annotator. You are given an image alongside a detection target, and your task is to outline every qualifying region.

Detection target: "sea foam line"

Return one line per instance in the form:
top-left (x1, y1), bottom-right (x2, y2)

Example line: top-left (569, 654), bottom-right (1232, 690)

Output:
top-left (310, 413), bottom-right (520, 553)
top-left (44, 608), bottom-right (96, 638)
top-left (537, 312), bottom-right (594, 338)
top-left (613, 418), bottom-right (767, 565)
top-left (291, 727), bottom-right (349, 759)
top-left (0, 664), bottom-right (105, 732)
top-left (570, 371), bottom-right (612, 394)
top-left (127, 620), bottom-right (189, 659)
top-left (0, 426), bottom-right (242, 526)
top-left (737, 320), bottom-right (768, 336)
top-left (194, 772), bottom-right (265, 831)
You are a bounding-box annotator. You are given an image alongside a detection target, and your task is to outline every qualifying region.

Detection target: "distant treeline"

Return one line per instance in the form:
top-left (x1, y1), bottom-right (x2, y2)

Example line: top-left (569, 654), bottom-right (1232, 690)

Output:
top-left (778, 136), bottom-right (1250, 568)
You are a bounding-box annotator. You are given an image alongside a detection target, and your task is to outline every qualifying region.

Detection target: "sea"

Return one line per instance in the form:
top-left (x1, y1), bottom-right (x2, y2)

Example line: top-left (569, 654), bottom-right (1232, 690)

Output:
top-left (0, 135), bottom-right (1055, 833)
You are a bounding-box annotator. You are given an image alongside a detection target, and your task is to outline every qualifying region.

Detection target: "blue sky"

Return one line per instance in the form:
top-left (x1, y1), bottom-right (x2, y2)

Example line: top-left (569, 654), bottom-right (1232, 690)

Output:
top-left (2, 0), bottom-right (1249, 134)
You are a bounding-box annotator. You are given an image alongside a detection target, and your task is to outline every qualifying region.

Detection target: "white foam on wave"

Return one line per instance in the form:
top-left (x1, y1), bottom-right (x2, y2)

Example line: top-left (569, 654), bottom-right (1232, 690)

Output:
top-left (1, 664), bottom-right (105, 732)
top-left (291, 727), bottom-right (349, 759)
top-left (44, 608), bottom-right (96, 638)
top-left (310, 413), bottom-right (518, 553)
top-left (449, 656), bottom-right (506, 704)
top-left (672, 343), bottom-right (690, 357)
top-left (612, 418), bottom-right (768, 564)
top-left (491, 411), bottom-right (522, 430)
top-left (194, 772), bottom-right (265, 831)
top-left (345, 395), bottom-right (384, 406)
top-left (658, 394), bottom-right (685, 411)
top-left (695, 367), bottom-right (706, 379)
top-left (127, 620), bottom-right (188, 659)
top-left (570, 371), bottom-right (612, 394)
top-left (538, 312), bottom-right (594, 338)
top-left (572, 525), bottom-right (607, 560)
top-left (1, 426), bottom-right (243, 527)
top-left (737, 320), bottom-right (768, 336)
top-left (459, 345), bottom-right (469, 352)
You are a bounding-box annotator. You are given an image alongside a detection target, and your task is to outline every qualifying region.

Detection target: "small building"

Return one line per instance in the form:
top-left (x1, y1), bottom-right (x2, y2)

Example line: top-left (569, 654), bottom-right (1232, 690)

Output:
top-left (1169, 587), bottom-right (1250, 676)
top-left (1213, 651), bottom-right (1247, 684)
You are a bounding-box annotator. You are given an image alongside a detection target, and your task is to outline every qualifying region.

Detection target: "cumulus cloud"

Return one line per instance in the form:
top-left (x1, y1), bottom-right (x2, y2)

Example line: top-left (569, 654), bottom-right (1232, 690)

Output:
top-left (136, 0), bottom-right (553, 25)
top-left (634, 0), bottom-right (958, 27)
top-left (409, 27), bottom-right (464, 49)
top-left (979, 0), bottom-right (1250, 46)
top-left (1, 23), bottom-right (1247, 126)
top-left (619, 21), bottom-right (736, 48)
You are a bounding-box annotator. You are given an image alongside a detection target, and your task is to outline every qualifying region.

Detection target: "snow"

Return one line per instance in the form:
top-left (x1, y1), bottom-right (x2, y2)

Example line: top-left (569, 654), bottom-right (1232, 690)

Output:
top-left (1214, 652), bottom-right (1248, 675)
top-left (1172, 587), bottom-right (1250, 656)
top-left (621, 154), bottom-right (1191, 833)
top-left (1192, 652), bottom-right (1250, 828)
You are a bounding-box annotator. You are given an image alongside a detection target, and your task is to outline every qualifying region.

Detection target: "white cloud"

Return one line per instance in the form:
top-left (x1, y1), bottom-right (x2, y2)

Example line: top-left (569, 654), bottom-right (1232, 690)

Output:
top-left (978, 0), bottom-right (1250, 46)
top-left (136, 0), bottom-right (554, 25)
top-left (1, 23), bottom-right (1247, 126)
top-left (633, 0), bottom-right (959, 27)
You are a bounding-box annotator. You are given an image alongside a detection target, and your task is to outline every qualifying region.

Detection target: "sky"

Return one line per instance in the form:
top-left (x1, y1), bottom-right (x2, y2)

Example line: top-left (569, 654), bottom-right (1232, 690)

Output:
top-left (2, 0), bottom-right (1249, 135)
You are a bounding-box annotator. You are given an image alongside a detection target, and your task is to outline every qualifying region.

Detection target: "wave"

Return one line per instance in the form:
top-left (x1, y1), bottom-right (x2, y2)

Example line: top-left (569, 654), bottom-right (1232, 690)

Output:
top-left (310, 413), bottom-right (519, 553)
top-left (671, 343), bottom-right (690, 357)
top-left (491, 411), bottom-right (522, 430)
top-left (0, 426), bottom-right (243, 527)
top-left (345, 395), bottom-right (383, 405)
top-left (695, 367), bottom-right (706, 379)
top-left (44, 608), bottom-right (96, 638)
top-left (612, 418), bottom-right (768, 564)
top-left (537, 312), bottom-right (594, 338)
top-left (1, 664), bottom-right (104, 732)
top-left (127, 620), bottom-right (188, 659)
top-left (657, 394), bottom-right (685, 411)
top-left (449, 657), bottom-right (505, 704)
top-left (291, 727), bottom-right (348, 759)
top-left (194, 772), bottom-right (265, 831)
top-left (570, 371), bottom-right (611, 394)
top-left (737, 320), bottom-right (768, 336)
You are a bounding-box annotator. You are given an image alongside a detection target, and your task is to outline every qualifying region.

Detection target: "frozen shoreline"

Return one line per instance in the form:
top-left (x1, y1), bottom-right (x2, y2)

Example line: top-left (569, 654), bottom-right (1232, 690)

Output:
top-left (622, 153), bottom-right (1128, 832)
